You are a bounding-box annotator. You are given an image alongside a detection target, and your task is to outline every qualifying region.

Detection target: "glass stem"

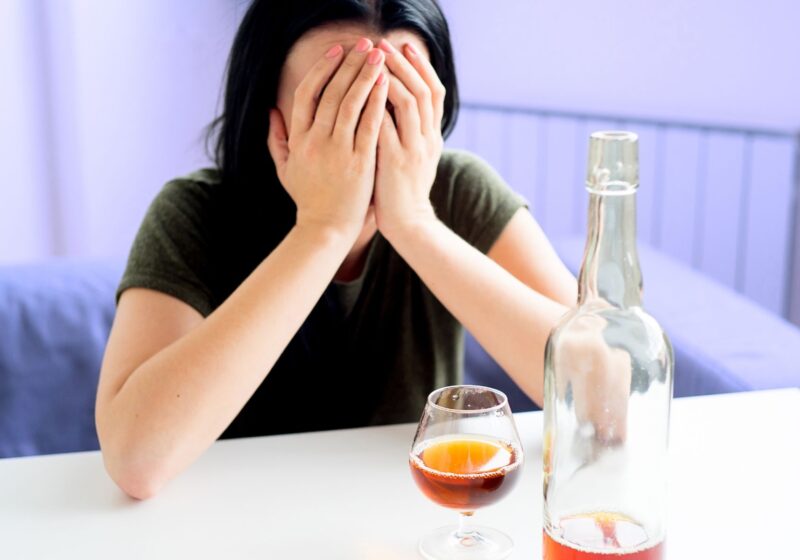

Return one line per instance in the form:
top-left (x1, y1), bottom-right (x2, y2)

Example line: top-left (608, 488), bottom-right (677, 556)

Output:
top-left (456, 511), bottom-right (475, 539)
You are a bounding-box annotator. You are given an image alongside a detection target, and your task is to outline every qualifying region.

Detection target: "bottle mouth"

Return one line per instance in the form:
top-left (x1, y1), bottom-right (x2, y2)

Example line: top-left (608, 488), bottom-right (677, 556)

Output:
top-left (593, 131), bottom-right (637, 141)
top-left (586, 130), bottom-right (639, 193)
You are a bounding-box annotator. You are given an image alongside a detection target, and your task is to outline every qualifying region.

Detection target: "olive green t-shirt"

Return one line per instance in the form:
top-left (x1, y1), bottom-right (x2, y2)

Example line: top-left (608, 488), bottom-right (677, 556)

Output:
top-left (118, 149), bottom-right (527, 438)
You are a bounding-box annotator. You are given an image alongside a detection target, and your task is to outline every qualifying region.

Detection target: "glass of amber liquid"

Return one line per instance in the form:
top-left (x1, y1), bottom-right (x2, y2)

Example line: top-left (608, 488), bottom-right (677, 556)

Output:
top-left (409, 385), bottom-right (523, 560)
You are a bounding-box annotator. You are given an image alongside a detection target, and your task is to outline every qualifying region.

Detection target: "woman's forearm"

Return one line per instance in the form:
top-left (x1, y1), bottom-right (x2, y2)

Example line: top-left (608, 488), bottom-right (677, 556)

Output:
top-left (97, 224), bottom-right (355, 498)
top-left (384, 218), bottom-right (569, 406)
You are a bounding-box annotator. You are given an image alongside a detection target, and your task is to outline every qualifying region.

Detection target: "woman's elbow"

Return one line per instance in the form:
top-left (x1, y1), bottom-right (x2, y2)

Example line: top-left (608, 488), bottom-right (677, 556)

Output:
top-left (110, 465), bottom-right (165, 500)
top-left (97, 421), bottom-right (168, 500)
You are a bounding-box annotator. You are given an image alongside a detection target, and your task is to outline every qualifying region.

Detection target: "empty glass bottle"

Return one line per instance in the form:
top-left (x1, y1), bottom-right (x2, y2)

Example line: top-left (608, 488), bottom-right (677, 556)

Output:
top-left (542, 131), bottom-right (673, 560)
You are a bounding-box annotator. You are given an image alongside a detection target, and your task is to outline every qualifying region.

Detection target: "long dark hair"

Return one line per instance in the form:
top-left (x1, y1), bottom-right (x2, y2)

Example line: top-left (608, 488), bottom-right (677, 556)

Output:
top-left (205, 0), bottom-right (458, 303)
top-left (210, 0), bottom-right (458, 190)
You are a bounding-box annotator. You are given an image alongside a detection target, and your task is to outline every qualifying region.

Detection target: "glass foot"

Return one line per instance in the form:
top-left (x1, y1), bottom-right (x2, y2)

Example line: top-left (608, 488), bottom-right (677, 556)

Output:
top-left (418, 524), bottom-right (514, 560)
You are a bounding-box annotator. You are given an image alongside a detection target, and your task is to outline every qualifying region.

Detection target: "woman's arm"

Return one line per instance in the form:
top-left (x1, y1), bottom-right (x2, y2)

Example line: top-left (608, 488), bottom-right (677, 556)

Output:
top-left (97, 226), bottom-right (357, 499)
top-left (373, 40), bottom-right (575, 405)
top-left (482, 208), bottom-right (577, 308)
top-left (381, 210), bottom-right (574, 406)
top-left (96, 40), bottom-right (389, 499)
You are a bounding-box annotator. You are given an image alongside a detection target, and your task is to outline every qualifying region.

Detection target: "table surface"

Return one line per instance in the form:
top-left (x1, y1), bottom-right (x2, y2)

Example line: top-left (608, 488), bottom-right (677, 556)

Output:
top-left (2, 389), bottom-right (798, 559)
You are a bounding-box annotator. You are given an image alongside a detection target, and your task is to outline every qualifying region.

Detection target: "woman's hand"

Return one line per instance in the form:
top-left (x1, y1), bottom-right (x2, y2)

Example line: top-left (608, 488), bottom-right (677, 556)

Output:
top-left (554, 313), bottom-right (632, 445)
top-left (373, 40), bottom-right (445, 239)
top-left (267, 39), bottom-right (388, 239)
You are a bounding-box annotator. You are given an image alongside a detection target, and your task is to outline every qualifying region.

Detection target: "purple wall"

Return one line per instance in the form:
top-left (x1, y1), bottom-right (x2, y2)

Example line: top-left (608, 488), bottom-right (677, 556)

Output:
top-left (1, 0), bottom-right (798, 322)
top-left (0, 1), bottom-right (52, 261)
top-left (439, 0), bottom-right (800, 130)
top-left (0, 0), bottom-right (242, 263)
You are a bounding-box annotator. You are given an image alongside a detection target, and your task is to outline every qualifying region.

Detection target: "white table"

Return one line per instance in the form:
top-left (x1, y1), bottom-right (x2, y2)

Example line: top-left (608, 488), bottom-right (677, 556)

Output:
top-left (1, 389), bottom-right (798, 559)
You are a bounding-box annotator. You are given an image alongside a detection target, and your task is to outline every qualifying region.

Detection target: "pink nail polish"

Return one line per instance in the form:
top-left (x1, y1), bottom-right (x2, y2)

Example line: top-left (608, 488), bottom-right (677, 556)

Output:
top-left (355, 37), bottom-right (371, 53)
top-left (325, 44), bottom-right (342, 58)
top-left (378, 39), bottom-right (395, 53)
top-left (367, 49), bottom-right (383, 65)
top-left (405, 43), bottom-right (418, 57)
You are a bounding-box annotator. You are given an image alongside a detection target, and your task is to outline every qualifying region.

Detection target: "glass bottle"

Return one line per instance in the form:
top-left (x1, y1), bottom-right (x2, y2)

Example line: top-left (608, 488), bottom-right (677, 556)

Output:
top-left (542, 131), bottom-right (673, 559)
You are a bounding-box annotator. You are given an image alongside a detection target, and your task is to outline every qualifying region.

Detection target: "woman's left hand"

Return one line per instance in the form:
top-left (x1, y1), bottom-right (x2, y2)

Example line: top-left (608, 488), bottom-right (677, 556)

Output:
top-left (373, 40), bottom-right (445, 239)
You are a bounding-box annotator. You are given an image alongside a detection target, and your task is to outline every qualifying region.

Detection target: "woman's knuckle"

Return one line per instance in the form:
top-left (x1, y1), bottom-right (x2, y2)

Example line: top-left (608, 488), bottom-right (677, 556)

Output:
top-left (320, 94), bottom-right (338, 108)
top-left (327, 130), bottom-right (343, 144)
top-left (294, 82), bottom-right (310, 101)
top-left (338, 103), bottom-right (355, 121)
top-left (354, 157), bottom-right (369, 172)
top-left (363, 120), bottom-right (379, 136)
top-left (300, 142), bottom-right (316, 159)
top-left (343, 56), bottom-right (361, 70)
top-left (400, 95), bottom-right (415, 111)
top-left (360, 70), bottom-right (377, 84)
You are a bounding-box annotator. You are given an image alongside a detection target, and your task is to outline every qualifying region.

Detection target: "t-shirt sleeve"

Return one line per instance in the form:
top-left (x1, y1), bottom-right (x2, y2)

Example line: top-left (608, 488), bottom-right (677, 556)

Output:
top-left (116, 178), bottom-right (215, 317)
top-left (435, 149), bottom-right (529, 254)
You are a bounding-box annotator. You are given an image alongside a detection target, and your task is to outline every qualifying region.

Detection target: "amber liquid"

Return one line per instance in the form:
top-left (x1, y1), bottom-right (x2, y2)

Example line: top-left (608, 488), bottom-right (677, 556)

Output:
top-left (544, 513), bottom-right (663, 560)
top-left (409, 435), bottom-right (522, 510)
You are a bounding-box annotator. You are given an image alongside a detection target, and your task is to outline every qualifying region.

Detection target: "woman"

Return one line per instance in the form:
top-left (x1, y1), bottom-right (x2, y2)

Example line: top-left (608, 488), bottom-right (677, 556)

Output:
top-left (96, 0), bottom-right (576, 500)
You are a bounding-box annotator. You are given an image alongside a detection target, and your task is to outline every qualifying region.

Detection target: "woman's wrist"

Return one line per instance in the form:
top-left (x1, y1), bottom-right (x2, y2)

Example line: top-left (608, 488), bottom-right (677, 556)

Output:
top-left (294, 212), bottom-right (364, 243)
top-left (290, 219), bottom-right (361, 255)
top-left (379, 205), bottom-right (439, 248)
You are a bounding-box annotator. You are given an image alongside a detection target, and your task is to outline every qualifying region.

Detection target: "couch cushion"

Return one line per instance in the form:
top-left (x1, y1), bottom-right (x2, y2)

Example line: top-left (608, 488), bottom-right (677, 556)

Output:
top-left (0, 259), bottom-right (123, 458)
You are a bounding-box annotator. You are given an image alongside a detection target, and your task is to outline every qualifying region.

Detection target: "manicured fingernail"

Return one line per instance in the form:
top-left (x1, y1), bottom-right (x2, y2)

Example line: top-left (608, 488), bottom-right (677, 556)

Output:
top-left (367, 49), bottom-right (383, 65)
top-left (376, 73), bottom-right (386, 86)
top-left (378, 39), bottom-right (395, 53)
top-left (355, 37), bottom-right (371, 52)
top-left (325, 44), bottom-right (343, 58)
top-left (405, 43), bottom-right (418, 57)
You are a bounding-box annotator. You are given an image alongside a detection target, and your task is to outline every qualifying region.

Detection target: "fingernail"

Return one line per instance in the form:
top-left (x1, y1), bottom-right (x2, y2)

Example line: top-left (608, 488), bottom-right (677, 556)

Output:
top-left (325, 44), bottom-right (343, 58)
top-left (378, 39), bottom-right (395, 53)
top-left (367, 49), bottom-right (383, 65)
top-left (376, 73), bottom-right (386, 86)
top-left (405, 43), bottom-right (418, 57)
top-left (355, 37), bottom-right (371, 53)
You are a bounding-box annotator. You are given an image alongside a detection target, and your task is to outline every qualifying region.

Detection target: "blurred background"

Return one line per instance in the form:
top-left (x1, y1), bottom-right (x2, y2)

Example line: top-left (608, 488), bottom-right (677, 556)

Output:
top-left (1, 0), bottom-right (799, 459)
top-left (1, 0), bottom-right (798, 323)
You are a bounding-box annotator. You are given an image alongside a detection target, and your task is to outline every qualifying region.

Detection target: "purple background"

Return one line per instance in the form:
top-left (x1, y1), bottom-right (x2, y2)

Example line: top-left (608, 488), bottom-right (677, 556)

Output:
top-left (1, 0), bottom-right (798, 321)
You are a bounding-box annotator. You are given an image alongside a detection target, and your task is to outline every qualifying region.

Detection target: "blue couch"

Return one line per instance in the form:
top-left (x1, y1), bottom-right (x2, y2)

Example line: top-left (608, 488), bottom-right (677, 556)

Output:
top-left (0, 259), bottom-right (121, 458)
top-left (2, 240), bottom-right (799, 458)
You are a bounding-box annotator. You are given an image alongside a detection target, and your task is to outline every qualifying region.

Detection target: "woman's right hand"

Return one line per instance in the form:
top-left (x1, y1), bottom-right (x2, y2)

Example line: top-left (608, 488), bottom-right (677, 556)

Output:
top-left (267, 38), bottom-right (388, 239)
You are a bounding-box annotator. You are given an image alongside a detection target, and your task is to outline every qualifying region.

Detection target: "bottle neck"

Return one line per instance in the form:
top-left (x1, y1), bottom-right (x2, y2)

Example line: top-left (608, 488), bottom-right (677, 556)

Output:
top-left (578, 191), bottom-right (642, 308)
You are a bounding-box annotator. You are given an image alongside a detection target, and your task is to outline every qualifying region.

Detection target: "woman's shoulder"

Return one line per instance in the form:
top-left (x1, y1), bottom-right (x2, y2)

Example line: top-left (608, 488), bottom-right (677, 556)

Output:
top-left (160, 167), bottom-right (221, 197)
top-left (176, 167), bottom-right (221, 185)
top-left (436, 148), bottom-right (498, 183)
top-left (434, 148), bottom-right (513, 201)
top-left (433, 149), bottom-right (528, 253)
top-left (149, 168), bottom-right (222, 215)
top-left (433, 148), bottom-right (516, 208)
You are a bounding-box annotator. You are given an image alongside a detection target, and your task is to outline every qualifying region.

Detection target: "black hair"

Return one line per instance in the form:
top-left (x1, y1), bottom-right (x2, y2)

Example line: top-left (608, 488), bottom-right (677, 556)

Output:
top-left (204, 0), bottom-right (458, 304)
top-left (209, 0), bottom-right (458, 192)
